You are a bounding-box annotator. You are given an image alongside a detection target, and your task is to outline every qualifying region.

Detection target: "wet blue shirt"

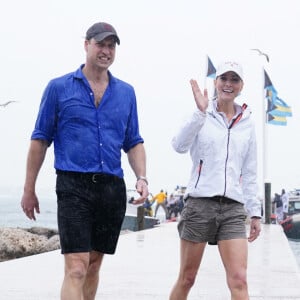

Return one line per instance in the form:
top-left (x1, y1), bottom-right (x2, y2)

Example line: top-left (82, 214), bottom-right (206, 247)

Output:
top-left (31, 65), bottom-right (144, 178)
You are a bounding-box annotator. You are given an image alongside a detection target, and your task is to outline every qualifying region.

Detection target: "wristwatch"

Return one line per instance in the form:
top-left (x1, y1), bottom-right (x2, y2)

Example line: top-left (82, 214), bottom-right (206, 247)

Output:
top-left (136, 176), bottom-right (148, 185)
top-left (251, 216), bottom-right (261, 219)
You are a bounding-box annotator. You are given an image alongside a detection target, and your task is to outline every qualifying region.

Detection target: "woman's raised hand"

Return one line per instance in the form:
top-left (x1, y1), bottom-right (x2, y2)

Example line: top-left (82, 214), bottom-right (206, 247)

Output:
top-left (190, 79), bottom-right (209, 113)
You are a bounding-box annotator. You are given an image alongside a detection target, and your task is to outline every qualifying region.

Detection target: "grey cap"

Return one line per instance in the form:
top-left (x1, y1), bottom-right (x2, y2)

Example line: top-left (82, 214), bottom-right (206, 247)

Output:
top-left (85, 22), bottom-right (120, 45)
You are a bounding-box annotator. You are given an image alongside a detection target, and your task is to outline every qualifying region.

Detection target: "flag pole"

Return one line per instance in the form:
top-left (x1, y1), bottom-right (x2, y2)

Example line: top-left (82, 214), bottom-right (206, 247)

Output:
top-left (262, 68), bottom-right (292, 222)
top-left (262, 68), bottom-right (268, 184)
top-left (262, 67), bottom-right (271, 223)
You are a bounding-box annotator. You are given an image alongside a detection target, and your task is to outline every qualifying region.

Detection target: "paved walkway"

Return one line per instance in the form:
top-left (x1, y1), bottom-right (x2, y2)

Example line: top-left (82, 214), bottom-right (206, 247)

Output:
top-left (0, 222), bottom-right (300, 299)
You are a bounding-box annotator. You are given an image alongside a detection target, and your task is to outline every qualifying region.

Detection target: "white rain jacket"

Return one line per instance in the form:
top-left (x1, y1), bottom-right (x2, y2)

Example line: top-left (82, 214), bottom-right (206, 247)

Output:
top-left (172, 100), bottom-right (261, 217)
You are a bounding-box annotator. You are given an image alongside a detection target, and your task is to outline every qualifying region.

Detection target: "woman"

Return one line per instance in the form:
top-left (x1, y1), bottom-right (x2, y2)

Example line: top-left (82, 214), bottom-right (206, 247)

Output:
top-left (169, 60), bottom-right (261, 299)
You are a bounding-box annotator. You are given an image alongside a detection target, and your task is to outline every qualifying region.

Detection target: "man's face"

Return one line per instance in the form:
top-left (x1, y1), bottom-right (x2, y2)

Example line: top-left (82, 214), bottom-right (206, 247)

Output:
top-left (85, 36), bottom-right (116, 69)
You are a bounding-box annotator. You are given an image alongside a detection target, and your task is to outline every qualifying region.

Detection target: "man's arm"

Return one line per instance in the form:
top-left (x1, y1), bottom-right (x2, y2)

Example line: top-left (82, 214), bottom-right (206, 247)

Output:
top-left (127, 143), bottom-right (148, 204)
top-left (21, 139), bottom-right (48, 220)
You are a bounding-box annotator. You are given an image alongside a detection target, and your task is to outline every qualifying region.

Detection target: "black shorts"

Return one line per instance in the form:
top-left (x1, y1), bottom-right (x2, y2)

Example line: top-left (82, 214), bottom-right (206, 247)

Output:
top-left (56, 171), bottom-right (127, 255)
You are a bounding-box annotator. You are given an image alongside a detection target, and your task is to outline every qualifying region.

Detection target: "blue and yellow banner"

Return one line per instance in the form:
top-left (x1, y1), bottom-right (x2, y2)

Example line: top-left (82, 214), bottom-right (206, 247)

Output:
top-left (264, 70), bottom-right (292, 125)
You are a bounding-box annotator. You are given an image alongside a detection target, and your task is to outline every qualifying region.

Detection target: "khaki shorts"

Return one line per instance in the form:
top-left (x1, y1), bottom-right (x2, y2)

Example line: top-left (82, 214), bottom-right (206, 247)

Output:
top-left (178, 196), bottom-right (247, 245)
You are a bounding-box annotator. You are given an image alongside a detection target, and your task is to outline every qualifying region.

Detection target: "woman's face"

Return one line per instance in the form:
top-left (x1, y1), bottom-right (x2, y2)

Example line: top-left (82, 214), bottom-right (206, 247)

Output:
top-left (214, 71), bottom-right (244, 102)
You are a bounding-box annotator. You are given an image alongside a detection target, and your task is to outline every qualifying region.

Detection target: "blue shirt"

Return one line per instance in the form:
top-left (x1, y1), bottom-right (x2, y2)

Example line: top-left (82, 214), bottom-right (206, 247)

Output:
top-left (31, 65), bottom-right (144, 177)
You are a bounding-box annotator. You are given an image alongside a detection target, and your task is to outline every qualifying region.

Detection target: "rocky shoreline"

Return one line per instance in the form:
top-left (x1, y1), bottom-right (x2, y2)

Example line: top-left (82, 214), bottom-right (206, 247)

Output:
top-left (0, 227), bottom-right (133, 262)
top-left (0, 227), bottom-right (60, 262)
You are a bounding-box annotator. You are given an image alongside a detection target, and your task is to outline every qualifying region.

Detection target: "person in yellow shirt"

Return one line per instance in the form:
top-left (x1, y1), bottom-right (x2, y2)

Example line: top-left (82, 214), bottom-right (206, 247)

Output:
top-left (152, 189), bottom-right (167, 218)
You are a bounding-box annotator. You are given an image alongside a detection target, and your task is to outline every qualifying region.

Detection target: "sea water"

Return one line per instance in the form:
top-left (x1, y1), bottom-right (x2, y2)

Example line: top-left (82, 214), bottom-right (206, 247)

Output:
top-left (0, 188), bottom-right (58, 229)
top-left (0, 188), bottom-right (141, 229)
top-left (1, 190), bottom-right (300, 268)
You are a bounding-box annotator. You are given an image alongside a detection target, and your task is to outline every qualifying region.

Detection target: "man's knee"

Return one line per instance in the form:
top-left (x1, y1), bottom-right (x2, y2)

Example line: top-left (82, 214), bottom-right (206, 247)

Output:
top-left (64, 253), bottom-right (89, 281)
top-left (66, 263), bottom-right (88, 281)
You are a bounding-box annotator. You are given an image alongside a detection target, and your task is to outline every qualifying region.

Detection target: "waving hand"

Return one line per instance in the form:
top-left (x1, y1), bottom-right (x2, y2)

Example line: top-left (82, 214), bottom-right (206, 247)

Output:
top-left (190, 79), bottom-right (209, 113)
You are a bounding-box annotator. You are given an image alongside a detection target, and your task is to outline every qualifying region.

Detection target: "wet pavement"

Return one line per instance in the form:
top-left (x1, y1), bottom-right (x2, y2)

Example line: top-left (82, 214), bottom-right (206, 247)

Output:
top-left (0, 221), bottom-right (300, 299)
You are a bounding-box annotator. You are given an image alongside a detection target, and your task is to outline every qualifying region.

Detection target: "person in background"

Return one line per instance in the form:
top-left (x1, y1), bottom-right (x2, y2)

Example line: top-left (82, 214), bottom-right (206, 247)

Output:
top-left (166, 193), bottom-right (179, 219)
top-left (143, 194), bottom-right (154, 217)
top-left (152, 189), bottom-right (167, 218)
top-left (273, 192), bottom-right (283, 221)
top-left (169, 60), bottom-right (261, 299)
top-left (281, 188), bottom-right (290, 220)
top-left (21, 21), bottom-right (148, 300)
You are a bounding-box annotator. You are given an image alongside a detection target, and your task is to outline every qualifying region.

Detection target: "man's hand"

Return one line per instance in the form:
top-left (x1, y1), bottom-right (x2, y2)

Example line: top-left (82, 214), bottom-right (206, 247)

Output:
top-left (132, 180), bottom-right (149, 205)
top-left (21, 192), bottom-right (40, 221)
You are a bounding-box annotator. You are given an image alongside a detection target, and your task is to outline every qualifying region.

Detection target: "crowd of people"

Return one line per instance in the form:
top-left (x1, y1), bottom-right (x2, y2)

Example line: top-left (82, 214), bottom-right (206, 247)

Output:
top-left (142, 189), bottom-right (184, 220)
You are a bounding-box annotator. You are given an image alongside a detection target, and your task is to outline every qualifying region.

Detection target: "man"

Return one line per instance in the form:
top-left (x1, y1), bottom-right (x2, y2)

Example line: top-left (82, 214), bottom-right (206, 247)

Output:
top-left (152, 189), bottom-right (167, 218)
top-left (21, 22), bottom-right (148, 300)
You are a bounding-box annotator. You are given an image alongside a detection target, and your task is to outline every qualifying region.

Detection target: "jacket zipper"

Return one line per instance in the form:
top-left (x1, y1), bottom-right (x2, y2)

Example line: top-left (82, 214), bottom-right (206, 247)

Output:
top-left (194, 159), bottom-right (203, 188)
top-left (223, 129), bottom-right (230, 195)
top-left (223, 103), bottom-right (248, 195)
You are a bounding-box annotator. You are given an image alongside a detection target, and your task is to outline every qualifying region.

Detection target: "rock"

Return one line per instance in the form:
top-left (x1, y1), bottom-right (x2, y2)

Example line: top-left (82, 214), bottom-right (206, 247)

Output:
top-left (40, 235), bottom-right (61, 252)
top-left (26, 227), bottom-right (58, 239)
top-left (0, 227), bottom-right (131, 262)
top-left (0, 227), bottom-right (60, 262)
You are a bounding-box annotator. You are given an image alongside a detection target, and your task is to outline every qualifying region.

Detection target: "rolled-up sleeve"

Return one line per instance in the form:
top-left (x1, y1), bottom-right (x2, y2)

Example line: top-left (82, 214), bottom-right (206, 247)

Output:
top-left (31, 80), bottom-right (57, 146)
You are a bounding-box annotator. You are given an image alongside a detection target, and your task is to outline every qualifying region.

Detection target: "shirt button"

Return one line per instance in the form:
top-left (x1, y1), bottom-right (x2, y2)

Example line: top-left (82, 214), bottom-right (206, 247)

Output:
top-left (100, 143), bottom-right (102, 146)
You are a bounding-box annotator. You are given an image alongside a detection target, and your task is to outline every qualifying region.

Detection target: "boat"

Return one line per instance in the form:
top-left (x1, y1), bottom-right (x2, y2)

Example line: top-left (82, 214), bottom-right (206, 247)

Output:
top-left (279, 189), bottom-right (300, 240)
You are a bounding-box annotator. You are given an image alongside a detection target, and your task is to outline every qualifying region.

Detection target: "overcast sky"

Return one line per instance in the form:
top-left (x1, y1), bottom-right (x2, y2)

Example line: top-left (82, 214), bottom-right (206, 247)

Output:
top-left (1, 0), bottom-right (299, 200)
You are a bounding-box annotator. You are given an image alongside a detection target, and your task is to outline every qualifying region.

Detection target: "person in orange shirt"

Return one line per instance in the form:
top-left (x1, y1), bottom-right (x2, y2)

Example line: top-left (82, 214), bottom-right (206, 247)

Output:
top-left (152, 189), bottom-right (167, 218)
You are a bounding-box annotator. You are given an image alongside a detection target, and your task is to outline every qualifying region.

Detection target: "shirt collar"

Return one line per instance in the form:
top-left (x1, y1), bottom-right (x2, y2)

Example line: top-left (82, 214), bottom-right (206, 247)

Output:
top-left (213, 100), bottom-right (242, 118)
top-left (74, 64), bottom-right (116, 85)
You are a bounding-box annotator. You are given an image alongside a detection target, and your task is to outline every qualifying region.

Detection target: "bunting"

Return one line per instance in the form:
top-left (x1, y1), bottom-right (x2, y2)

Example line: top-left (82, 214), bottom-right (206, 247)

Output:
top-left (264, 70), bottom-right (292, 126)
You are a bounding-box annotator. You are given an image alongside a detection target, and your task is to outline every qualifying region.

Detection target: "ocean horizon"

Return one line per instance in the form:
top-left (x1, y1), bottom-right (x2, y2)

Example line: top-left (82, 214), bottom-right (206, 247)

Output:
top-left (1, 189), bottom-right (300, 269)
top-left (1, 187), bottom-right (57, 229)
top-left (0, 187), bottom-right (143, 229)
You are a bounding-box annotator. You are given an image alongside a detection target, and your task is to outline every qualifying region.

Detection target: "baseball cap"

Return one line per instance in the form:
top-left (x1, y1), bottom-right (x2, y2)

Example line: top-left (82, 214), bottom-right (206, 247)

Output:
top-left (216, 60), bottom-right (243, 80)
top-left (86, 22), bottom-right (120, 45)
